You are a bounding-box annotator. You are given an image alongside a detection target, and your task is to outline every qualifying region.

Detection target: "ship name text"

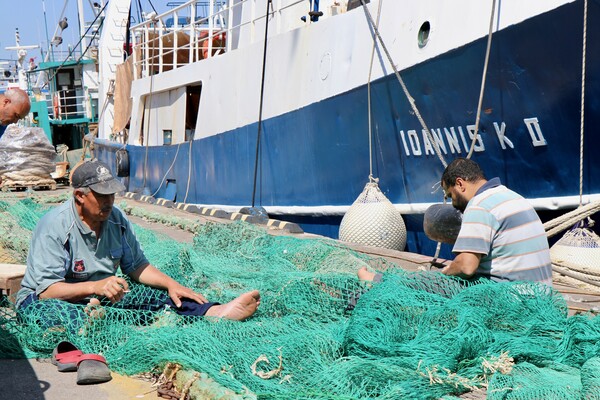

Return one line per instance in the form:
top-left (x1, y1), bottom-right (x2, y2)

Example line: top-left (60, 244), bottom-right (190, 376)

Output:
top-left (398, 117), bottom-right (546, 157)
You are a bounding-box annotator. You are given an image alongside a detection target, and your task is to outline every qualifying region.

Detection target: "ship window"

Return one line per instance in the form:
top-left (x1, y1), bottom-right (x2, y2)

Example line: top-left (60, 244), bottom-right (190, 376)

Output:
top-left (163, 129), bottom-right (173, 145)
top-left (418, 21), bottom-right (431, 48)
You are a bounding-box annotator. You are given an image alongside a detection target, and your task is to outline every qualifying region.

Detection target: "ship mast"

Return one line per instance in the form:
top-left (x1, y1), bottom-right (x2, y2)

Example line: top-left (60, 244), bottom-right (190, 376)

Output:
top-left (4, 29), bottom-right (39, 90)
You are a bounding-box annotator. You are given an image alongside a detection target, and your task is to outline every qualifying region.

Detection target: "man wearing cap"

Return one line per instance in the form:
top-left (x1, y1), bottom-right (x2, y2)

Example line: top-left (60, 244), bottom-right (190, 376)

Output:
top-left (16, 160), bottom-right (260, 321)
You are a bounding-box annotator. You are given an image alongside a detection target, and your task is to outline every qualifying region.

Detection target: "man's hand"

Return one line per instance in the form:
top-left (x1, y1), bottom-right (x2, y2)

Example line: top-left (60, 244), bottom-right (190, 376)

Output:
top-left (166, 283), bottom-right (208, 308)
top-left (441, 252), bottom-right (482, 278)
top-left (130, 263), bottom-right (209, 308)
top-left (92, 276), bottom-right (129, 303)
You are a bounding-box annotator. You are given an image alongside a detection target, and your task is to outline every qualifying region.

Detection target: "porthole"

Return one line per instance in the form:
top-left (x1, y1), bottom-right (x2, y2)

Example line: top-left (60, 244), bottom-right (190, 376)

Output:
top-left (418, 21), bottom-right (431, 48)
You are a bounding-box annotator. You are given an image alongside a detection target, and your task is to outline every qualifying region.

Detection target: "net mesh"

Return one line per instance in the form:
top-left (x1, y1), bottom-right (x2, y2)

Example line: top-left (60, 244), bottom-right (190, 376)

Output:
top-left (1, 194), bottom-right (600, 399)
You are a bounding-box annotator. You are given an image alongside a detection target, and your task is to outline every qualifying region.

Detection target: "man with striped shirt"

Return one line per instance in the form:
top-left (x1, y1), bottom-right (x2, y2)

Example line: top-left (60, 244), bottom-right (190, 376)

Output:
top-left (440, 158), bottom-right (553, 286)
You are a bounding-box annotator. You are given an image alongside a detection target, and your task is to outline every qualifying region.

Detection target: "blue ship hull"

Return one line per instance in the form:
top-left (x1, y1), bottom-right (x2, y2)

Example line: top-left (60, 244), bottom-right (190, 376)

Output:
top-left (96, 0), bottom-right (600, 255)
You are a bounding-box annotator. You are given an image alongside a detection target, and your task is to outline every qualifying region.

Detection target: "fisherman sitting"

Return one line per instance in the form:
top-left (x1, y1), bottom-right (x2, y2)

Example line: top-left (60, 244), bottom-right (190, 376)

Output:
top-left (16, 160), bottom-right (260, 321)
top-left (359, 158), bottom-right (553, 286)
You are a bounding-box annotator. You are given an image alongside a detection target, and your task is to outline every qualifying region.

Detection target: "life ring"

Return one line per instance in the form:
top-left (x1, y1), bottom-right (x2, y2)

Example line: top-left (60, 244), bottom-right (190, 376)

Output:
top-left (200, 31), bottom-right (226, 59)
top-left (53, 94), bottom-right (61, 119)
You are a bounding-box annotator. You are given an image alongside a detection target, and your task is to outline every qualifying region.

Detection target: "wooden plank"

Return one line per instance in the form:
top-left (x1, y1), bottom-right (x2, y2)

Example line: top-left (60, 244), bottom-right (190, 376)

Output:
top-left (0, 264), bottom-right (27, 303)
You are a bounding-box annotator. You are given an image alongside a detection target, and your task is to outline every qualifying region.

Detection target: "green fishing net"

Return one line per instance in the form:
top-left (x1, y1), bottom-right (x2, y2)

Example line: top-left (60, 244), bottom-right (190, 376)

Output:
top-left (1, 195), bottom-right (600, 399)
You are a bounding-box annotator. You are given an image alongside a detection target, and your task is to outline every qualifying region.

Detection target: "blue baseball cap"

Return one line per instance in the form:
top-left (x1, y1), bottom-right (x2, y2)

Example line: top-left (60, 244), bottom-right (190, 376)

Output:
top-left (71, 160), bottom-right (126, 195)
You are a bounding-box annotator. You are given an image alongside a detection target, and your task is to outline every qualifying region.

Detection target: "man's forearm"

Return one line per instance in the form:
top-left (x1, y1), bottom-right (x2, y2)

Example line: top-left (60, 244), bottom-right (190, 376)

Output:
top-left (130, 264), bottom-right (178, 290)
top-left (39, 281), bottom-right (97, 303)
top-left (441, 252), bottom-right (482, 278)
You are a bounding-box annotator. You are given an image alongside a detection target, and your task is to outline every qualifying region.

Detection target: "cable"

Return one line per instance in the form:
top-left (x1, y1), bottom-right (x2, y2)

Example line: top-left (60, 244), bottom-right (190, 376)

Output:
top-left (359, 0), bottom-right (446, 168)
top-left (250, 0), bottom-right (273, 207)
top-left (366, 0), bottom-right (383, 181)
top-left (466, 0), bottom-right (497, 159)
top-left (151, 142), bottom-right (183, 197)
top-left (183, 138), bottom-right (193, 203)
top-left (45, 2), bottom-right (108, 84)
top-left (578, 0), bottom-right (588, 207)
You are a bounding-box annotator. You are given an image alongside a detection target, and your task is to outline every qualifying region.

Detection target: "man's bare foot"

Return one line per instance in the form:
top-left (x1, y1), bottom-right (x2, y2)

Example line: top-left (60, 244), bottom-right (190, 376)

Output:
top-left (205, 290), bottom-right (260, 321)
top-left (357, 267), bottom-right (377, 282)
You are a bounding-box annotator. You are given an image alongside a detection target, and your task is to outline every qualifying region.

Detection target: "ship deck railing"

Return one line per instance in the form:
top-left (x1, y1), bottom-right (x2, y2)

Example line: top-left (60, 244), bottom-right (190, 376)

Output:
top-left (130, 0), bottom-right (308, 79)
top-left (44, 90), bottom-right (96, 123)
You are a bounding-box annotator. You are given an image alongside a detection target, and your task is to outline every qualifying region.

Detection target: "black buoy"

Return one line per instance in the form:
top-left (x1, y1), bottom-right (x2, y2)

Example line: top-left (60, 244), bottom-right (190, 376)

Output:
top-left (115, 149), bottom-right (129, 177)
top-left (423, 204), bottom-right (463, 245)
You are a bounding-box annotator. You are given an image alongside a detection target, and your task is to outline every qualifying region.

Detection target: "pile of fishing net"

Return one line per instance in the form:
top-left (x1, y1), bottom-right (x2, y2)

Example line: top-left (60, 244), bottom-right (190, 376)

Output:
top-left (1, 195), bottom-right (600, 399)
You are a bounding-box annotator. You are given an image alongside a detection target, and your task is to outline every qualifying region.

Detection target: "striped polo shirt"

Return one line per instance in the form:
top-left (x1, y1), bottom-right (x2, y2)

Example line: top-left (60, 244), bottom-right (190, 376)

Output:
top-left (452, 178), bottom-right (553, 286)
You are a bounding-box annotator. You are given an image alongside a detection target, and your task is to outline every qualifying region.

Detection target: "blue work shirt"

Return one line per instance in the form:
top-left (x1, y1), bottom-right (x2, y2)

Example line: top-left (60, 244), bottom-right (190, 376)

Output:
top-left (16, 197), bottom-right (149, 307)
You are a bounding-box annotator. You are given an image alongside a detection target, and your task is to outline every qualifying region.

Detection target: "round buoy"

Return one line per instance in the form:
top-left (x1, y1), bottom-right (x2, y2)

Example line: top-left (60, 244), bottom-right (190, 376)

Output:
top-left (339, 181), bottom-right (407, 251)
top-left (423, 203), bottom-right (462, 244)
top-left (550, 223), bottom-right (600, 275)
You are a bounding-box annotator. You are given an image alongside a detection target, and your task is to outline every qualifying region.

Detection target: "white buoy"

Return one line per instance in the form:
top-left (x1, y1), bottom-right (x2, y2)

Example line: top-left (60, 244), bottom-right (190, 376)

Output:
top-left (550, 221), bottom-right (600, 275)
top-left (339, 181), bottom-right (407, 251)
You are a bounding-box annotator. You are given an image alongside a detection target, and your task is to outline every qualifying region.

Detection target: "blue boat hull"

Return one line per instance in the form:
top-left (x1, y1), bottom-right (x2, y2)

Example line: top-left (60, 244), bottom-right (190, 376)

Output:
top-left (97, 0), bottom-right (600, 255)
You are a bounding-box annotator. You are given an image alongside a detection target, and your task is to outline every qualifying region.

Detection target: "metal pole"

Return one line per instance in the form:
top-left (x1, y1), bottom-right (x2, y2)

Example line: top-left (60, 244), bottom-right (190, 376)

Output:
top-left (42, 0), bottom-right (54, 62)
top-left (251, 0), bottom-right (272, 208)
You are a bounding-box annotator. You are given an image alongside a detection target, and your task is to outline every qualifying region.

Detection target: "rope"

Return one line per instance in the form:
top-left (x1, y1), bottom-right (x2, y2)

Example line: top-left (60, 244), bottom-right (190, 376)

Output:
top-left (151, 142), bottom-right (183, 198)
top-left (183, 138), bottom-right (193, 204)
top-left (45, 2), bottom-right (108, 85)
top-left (359, 0), bottom-right (446, 168)
top-left (555, 259), bottom-right (600, 279)
top-left (251, 0), bottom-right (273, 207)
top-left (552, 263), bottom-right (600, 289)
top-left (142, 21), bottom-right (159, 191)
top-left (466, 0), bottom-right (497, 159)
top-left (579, 0), bottom-right (588, 206)
top-left (366, 0), bottom-right (383, 180)
top-left (543, 1), bottom-right (595, 291)
top-left (544, 201), bottom-right (600, 238)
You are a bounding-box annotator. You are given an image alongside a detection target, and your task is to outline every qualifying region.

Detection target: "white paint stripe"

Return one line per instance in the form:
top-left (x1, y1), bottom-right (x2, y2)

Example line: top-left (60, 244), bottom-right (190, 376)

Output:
top-left (181, 193), bottom-right (600, 217)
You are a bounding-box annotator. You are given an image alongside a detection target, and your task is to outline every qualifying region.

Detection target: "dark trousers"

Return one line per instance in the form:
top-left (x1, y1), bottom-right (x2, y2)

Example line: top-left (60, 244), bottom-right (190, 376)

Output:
top-left (19, 287), bottom-right (217, 331)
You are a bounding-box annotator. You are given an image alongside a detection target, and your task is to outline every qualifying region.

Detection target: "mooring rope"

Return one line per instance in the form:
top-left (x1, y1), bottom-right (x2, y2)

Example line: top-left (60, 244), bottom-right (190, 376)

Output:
top-left (466, 0), bottom-right (497, 159)
top-left (544, 201), bottom-right (600, 238)
top-left (359, 0), bottom-right (446, 168)
top-left (366, 0), bottom-right (383, 181)
top-left (251, 0), bottom-right (274, 208)
top-left (579, 0), bottom-right (588, 207)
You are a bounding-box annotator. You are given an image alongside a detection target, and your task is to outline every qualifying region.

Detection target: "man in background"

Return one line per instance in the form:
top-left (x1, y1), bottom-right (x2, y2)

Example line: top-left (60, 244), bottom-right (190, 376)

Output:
top-left (439, 158), bottom-right (553, 285)
top-left (0, 87), bottom-right (30, 126)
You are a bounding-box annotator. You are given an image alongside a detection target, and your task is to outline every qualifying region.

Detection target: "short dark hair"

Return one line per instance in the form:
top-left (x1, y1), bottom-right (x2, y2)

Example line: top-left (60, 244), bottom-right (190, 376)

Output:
top-left (441, 158), bottom-right (486, 188)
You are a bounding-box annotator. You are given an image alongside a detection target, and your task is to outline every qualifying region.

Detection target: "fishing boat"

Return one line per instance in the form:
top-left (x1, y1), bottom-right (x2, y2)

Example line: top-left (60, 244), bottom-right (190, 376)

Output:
top-left (88, 0), bottom-right (599, 254)
top-left (22, 3), bottom-right (103, 163)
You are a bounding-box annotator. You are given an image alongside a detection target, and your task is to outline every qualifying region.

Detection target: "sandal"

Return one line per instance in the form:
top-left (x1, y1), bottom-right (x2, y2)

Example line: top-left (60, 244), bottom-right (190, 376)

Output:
top-left (77, 354), bottom-right (112, 385)
top-left (51, 341), bottom-right (83, 372)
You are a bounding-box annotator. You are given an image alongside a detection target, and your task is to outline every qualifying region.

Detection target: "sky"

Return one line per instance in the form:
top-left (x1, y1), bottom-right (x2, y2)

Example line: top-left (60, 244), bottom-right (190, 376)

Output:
top-left (0, 0), bottom-right (171, 64)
